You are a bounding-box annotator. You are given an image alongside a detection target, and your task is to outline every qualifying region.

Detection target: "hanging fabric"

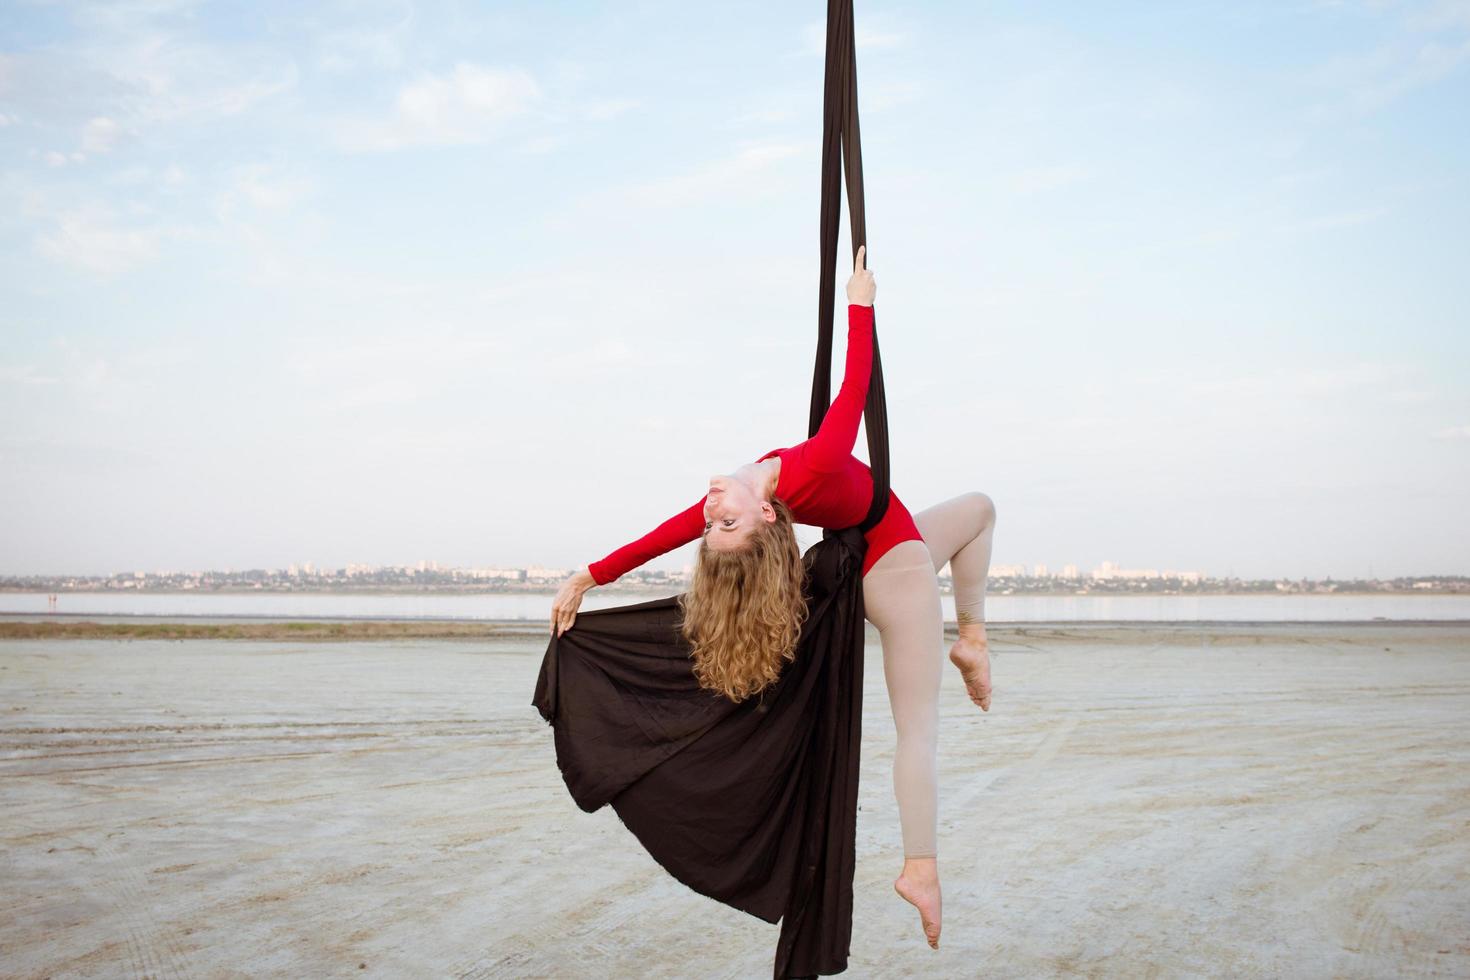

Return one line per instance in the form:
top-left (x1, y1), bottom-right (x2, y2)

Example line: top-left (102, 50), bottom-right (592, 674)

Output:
top-left (813, 0), bottom-right (889, 535)
top-left (531, 2), bottom-right (885, 976)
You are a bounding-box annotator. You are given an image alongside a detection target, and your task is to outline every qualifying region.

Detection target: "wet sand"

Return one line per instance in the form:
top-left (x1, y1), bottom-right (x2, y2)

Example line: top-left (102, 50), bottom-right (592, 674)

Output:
top-left (0, 618), bottom-right (542, 642)
top-left (2, 622), bottom-right (1467, 978)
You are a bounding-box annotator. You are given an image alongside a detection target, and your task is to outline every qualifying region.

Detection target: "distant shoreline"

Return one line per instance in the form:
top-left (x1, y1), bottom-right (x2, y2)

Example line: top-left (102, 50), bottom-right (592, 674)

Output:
top-left (2, 616), bottom-right (1467, 642)
top-left (0, 618), bottom-right (546, 641)
top-left (3, 586), bottom-right (1466, 598)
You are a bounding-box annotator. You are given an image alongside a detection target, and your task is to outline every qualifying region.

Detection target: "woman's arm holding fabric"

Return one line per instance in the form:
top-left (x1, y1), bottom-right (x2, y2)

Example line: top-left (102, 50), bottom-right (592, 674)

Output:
top-left (805, 245), bottom-right (876, 471)
top-left (805, 302), bottom-right (875, 472)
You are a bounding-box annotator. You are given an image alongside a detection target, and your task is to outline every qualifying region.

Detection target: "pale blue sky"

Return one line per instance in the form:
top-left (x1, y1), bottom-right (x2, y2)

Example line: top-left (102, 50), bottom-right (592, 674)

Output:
top-left (1, 0), bottom-right (1467, 580)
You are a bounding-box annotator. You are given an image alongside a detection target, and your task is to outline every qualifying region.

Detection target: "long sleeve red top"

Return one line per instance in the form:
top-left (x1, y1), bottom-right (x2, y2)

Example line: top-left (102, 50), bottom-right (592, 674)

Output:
top-left (587, 304), bottom-right (924, 585)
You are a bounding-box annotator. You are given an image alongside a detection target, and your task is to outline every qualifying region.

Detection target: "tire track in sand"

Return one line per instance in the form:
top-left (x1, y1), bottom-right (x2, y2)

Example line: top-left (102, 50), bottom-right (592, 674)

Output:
top-left (85, 833), bottom-right (193, 979)
top-left (947, 715), bottom-right (1080, 813)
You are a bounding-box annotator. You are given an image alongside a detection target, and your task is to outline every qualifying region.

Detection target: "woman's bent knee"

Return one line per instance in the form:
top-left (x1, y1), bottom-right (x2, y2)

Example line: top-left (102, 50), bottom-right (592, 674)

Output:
top-left (962, 491), bottom-right (996, 532)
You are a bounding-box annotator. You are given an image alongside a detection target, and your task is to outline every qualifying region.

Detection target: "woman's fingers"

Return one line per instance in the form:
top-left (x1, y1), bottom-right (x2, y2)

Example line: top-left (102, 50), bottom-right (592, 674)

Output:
top-left (551, 596), bottom-right (577, 635)
top-left (846, 245), bottom-right (875, 304)
top-left (551, 575), bottom-right (587, 636)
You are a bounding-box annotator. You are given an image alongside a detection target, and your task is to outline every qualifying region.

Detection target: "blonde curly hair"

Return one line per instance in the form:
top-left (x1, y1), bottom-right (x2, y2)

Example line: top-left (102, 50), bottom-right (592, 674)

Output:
top-left (676, 496), bottom-right (809, 703)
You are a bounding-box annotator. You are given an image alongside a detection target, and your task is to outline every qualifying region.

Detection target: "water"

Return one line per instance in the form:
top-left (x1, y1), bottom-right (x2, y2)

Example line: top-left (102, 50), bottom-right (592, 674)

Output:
top-left (3, 591), bottom-right (1467, 622)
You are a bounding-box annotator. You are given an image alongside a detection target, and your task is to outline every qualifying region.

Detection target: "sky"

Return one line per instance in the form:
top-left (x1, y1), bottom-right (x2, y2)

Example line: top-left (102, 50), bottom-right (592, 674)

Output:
top-left (1, 0), bottom-right (1467, 581)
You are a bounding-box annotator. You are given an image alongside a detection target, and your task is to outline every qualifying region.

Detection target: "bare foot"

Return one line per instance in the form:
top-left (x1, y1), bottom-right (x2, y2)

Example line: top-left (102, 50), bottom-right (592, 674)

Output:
top-left (893, 857), bottom-right (942, 949)
top-left (949, 629), bottom-right (992, 711)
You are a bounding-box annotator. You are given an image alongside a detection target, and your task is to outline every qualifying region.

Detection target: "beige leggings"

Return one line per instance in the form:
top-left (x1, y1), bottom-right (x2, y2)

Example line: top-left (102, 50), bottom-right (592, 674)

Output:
top-left (861, 491), bottom-right (997, 860)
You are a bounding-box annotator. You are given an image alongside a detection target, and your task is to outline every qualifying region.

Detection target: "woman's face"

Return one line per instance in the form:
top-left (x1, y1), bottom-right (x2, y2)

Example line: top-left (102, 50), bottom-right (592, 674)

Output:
top-left (704, 474), bottom-right (775, 551)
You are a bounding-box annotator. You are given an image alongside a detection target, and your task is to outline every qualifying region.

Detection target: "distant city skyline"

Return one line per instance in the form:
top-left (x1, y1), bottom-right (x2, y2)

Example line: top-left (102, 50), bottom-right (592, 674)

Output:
top-left (2, 2), bottom-right (1467, 581)
top-left (7, 556), bottom-right (1459, 586)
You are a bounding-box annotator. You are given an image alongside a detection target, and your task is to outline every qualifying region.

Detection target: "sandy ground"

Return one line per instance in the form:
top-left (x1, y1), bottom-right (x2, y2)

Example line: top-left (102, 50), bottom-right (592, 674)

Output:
top-left (1, 622), bottom-right (1467, 979)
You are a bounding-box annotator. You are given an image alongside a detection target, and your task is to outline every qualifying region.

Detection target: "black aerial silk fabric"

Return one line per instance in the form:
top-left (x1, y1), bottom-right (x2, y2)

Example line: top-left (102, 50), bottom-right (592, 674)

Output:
top-left (531, 2), bottom-right (888, 976)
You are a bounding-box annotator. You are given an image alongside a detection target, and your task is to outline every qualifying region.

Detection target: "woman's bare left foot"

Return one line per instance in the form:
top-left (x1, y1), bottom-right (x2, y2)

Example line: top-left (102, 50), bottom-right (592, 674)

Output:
top-left (949, 629), bottom-right (992, 711)
top-left (893, 857), bottom-right (942, 949)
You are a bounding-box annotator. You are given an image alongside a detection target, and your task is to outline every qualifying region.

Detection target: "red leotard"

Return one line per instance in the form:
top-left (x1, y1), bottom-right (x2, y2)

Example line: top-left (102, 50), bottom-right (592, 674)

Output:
top-left (587, 303), bottom-right (924, 585)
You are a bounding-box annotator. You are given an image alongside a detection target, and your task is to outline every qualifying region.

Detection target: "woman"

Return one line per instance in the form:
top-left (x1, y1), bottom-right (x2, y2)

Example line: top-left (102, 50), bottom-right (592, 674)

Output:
top-left (550, 245), bottom-right (997, 951)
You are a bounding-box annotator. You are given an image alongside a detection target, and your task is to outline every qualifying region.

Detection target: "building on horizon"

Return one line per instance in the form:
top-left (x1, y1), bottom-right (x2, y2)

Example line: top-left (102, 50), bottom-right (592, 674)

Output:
top-left (1091, 561), bottom-right (1201, 582)
top-left (467, 567), bottom-right (525, 581)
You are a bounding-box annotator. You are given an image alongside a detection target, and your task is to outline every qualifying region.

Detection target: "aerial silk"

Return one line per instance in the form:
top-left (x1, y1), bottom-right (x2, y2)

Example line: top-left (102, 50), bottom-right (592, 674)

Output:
top-left (531, 2), bottom-right (888, 976)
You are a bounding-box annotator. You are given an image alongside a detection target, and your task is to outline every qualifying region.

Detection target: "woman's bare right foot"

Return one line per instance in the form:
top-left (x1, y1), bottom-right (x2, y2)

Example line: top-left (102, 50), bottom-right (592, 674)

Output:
top-left (949, 626), bottom-right (992, 711)
top-left (894, 857), bottom-right (942, 949)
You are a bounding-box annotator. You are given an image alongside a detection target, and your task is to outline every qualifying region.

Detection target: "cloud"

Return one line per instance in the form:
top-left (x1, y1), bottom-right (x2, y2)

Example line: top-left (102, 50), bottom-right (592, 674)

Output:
top-left (1306, 4), bottom-right (1470, 114)
top-left (514, 134), bottom-right (569, 154)
top-left (334, 62), bottom-right (542, 151)
top-left (0, 339), bottom-right (194, 424)
top-left (34, 205), bottom-right (192, 276)
top-left (81, 115), bottom-right (124, 153)
top-left (583, 97), bottom-right (639, 121)
top-left (0, 16), bottom-right (297, 138)
top-left (1352, 36), bottom-right (1470, 108)
top-left (0, 364), bottom-right (60, 386)
top-left (190, 161), bottom-right (318, 285)
top-left (1414, 0), bottom-right (1470, 31)
top-left (315, 18), bottom-right (411, 74)
top-left (619, 141), bottom-right (810, 208)
top-left (103, 161), bottom-right (188, 188)
top-left (1434, 424), bottom-right (1470, 439)
top-left (216, 162), bottom-right (312, 213)
top-left (131, 57), bottom-right (299, 124)
top-left (66, 0), bottom-right (204, 33)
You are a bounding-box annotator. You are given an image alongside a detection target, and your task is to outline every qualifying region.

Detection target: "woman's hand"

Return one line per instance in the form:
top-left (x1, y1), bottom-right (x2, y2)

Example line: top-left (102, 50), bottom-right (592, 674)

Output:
top-left (846, 244), bottom-right (875, 306)
top-left (551, 568), bottom-right (596, 636)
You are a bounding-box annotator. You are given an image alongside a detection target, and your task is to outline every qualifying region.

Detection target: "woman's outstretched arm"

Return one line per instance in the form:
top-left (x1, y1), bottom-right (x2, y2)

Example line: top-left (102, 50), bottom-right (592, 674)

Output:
top-left (588, 497), bottom-right (706, 585)
top-left (550, 495), bottom-right (705, 635)
top-left (805, 245), bottom-right (877, 472)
